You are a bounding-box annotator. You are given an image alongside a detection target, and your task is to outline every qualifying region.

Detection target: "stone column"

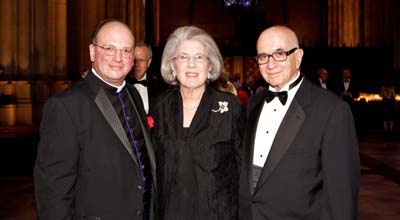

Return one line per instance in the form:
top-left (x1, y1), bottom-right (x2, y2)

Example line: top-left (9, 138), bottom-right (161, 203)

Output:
top-left (0, 0), bottom-right (17, 76)
top-left (48, 0), bottom-right (67, 76)
top-left (328, 0), bottom-right (361, 47)
top-left (394, 0), bottom-right (400, 70)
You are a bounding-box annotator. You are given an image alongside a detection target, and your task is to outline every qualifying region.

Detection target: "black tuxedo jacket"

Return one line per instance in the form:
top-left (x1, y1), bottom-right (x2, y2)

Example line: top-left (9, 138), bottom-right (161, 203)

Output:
top-left (335, 79), bottom-right (359, 101)
top-left (147, 75), bottom-right (167, 99)
top-left (34, 70), bottom-right (157, 220)
top-left (239, 77), bottom-right (360, 220)
top-left (314, 78), bottom-right (333, 91)
top-left (126, 74), bottom-right (167, 114)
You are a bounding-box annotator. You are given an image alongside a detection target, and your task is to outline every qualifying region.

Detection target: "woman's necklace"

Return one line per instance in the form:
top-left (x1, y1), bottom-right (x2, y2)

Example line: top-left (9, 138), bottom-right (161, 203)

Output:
top-left (181, 87), bottom-right (204, 111)
top-left (183, 103), bottom-right (199, 110)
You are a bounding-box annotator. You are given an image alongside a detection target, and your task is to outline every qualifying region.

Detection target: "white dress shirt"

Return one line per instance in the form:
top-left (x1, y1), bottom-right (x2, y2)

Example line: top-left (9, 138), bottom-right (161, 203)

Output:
top-left (319, 78), bottom-right (327, 89)
top-left (133, 74), bottom-right (149, 114)
top-left (253, 72), bottom-right (303, 167)
top-left (344, 80), bottom-right (350, 92)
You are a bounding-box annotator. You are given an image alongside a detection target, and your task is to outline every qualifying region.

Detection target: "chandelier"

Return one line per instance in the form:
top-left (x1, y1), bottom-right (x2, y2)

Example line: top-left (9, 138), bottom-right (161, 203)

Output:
top-left (223, 0), bottom-right (262, 7)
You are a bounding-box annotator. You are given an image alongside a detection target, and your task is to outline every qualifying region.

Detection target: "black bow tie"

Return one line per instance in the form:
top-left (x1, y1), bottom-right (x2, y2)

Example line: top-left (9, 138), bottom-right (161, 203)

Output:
top-left (133, 79), bottom-right (148, 87)
top-left (265, 73), bottom-right (303, 105)
top-left (264, 90), bottom-right (288, 105)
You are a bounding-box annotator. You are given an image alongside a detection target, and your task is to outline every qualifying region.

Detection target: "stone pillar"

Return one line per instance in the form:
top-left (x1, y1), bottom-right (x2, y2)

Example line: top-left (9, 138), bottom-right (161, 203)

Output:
top-left (394, 0), bottom-right (400, 70)
top-left (48, 0), bottom-right (67, 76)
top-left (0, 0), bottom-right (67, 78)
top-left (328, 0), bottom-right (361, 47)
top-left (17, 0), bottom-right (31, 75)
top-left (0, 0), bottom-right (17, 75)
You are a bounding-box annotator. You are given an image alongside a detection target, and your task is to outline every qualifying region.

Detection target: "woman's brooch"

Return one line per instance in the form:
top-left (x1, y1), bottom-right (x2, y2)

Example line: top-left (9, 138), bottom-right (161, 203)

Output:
top-left (212, 101), bottom-right (229, 113)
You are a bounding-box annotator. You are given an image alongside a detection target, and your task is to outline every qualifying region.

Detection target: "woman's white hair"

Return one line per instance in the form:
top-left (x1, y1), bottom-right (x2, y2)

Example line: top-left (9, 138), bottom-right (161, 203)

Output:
top-left (160, 26), bottom-right (224, 85)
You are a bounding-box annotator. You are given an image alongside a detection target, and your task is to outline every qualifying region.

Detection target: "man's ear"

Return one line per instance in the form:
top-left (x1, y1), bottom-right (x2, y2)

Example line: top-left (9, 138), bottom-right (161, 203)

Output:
top-left (89, 44), bottom-right (96, 62)
top-left (295, 48), bottom-right (304, 69)
top-left (148, 58), bottom-right (152, 68)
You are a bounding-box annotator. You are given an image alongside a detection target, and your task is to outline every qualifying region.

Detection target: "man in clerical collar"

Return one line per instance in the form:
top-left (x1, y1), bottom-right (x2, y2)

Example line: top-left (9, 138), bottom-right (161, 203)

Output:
top-left (34, 19), bottom-right (156, 220)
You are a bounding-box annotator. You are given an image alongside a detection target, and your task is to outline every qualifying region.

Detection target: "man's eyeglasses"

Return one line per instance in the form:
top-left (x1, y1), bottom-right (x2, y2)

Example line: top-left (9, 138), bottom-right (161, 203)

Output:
top-left (173, 54), bottom-right (209, 64)
top-left (255, 48), bottom-right (298, 65)
top-left (134, 58), bottom-right (150, 64)
top-left (93, 44), bottom-right (134, 58)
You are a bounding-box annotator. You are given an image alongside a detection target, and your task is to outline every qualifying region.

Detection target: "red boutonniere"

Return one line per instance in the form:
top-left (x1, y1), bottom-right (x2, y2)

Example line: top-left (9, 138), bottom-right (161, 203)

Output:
top-left (146, 116), bottom-right (155, 129)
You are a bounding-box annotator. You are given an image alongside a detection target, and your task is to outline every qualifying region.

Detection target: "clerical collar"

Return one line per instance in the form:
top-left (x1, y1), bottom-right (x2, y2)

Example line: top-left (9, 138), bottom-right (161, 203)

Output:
top-left (269, 72), bottom-right (303, 92)
top-left (92, 68), bottom-right (126, 93)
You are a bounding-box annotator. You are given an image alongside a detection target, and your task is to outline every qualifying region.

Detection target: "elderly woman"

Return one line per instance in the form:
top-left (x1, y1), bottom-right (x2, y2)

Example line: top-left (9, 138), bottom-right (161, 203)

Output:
top-left (151, 26), bottom-right (244, 220)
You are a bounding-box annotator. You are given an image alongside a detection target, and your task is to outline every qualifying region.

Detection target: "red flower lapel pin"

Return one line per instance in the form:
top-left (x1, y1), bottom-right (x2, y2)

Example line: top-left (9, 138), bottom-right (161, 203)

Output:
top-left (146, 116), bottom-right (155, 128)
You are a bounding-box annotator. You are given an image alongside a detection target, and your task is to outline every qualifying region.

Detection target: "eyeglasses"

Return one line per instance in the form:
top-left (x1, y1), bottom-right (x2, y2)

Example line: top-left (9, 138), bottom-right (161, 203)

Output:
top-left (256, 47), bottom-right (298, 65)
top-left (93, 44), bottom-right (134, 58)
top-left (173, 54), bottom-right (209, 64)
top-left (134, 58), bottom-right (150, 64)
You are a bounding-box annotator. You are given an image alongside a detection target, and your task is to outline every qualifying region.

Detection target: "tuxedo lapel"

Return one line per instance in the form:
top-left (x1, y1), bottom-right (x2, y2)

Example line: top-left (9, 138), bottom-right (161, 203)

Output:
top-left (254, 79), bottom-right (311, 192)
top-left (255, 100), bottom-right (305, 191)
top-left (94, 87), bottom-right (139, 166)
top-left (244, 93), bottom-right (266, 193)
top-left (147, 79), bottom-right (155, 99)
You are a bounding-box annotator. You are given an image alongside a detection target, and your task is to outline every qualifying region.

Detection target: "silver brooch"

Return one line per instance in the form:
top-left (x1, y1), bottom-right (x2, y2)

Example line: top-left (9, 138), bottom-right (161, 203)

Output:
top-left (212, 101), bottom-right (229, 113)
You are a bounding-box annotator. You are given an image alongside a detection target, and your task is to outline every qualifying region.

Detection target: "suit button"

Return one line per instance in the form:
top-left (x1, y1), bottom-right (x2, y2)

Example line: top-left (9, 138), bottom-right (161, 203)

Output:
top-left (136, 209), bottom-right (143, 216)
top-left (137, 185), bottom-right (142, 190)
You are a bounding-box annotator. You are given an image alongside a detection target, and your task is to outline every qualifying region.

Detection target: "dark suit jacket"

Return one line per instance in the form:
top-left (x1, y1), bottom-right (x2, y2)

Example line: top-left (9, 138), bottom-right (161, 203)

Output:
top-left (126, 73), bottom-right (168, 114)
top-left (34, 70), bottom-right (157, 220)
top-left (148, 74), bottom-right (167, 99)
top-left (313, 77), bottom-right (333, 91)
top-left (334, 79), bottom-right (359, 102)
top-left (239, 77), bottom-right (360, 220)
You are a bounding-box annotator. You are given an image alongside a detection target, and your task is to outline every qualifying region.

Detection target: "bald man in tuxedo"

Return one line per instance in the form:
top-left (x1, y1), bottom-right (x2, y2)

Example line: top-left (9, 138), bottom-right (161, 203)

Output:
top-left (239, 26), bottom-right (360, 220)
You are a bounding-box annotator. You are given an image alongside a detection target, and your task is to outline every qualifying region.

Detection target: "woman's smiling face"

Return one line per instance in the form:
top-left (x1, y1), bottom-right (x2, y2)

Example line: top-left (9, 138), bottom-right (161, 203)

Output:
top-left (172, 39), bottom-right (211, 90)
